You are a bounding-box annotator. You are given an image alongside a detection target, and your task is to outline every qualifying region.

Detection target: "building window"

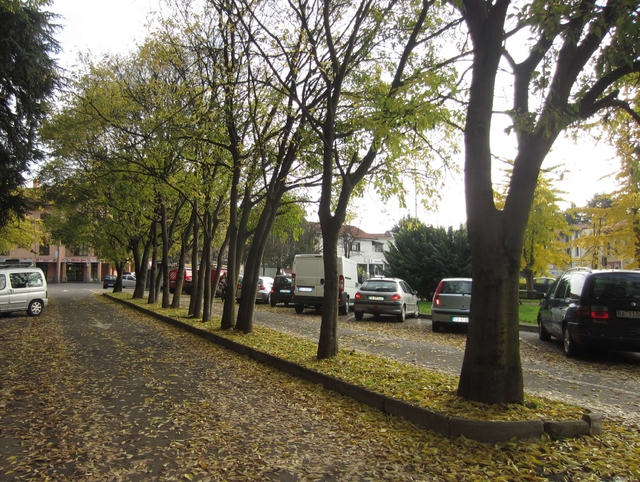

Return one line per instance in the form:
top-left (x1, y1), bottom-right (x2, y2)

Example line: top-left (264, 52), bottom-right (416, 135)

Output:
top-left (574, 247), bottom-right (581, 257)
top-left (372, 242), bottom-right (383, 253)
top-left (351, 242), bottom-right (360, 252)
top-left (74, 244), bottom-right (89, 256)
top-left (39, 244), bottom-right (50, 255)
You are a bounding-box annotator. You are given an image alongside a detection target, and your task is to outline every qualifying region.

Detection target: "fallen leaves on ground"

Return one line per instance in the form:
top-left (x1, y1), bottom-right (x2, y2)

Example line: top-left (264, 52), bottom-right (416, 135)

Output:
top-left (90, 292), bottom-right (640, 481)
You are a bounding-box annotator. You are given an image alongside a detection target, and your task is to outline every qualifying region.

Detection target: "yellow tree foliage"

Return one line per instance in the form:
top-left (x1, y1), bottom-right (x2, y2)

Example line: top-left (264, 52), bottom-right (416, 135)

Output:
top-left (496, 171), bottom-right (570, 290)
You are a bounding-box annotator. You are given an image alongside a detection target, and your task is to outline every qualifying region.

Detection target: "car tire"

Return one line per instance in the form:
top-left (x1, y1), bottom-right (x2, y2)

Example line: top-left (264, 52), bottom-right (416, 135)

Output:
top-left (538, 316), bottom-right (551, 342)
top-left (413, 304), bottom-right (419, 318)
top-left (339, 296), bottom-right (349, 315)
top-left (397, 305), bottom-right (405, 323)
top-left (27, 300), bottom-right (44, 316)
top-left (295, 304), bottom-right (304, 314)
top-left (270, 299), bottom-right (276, 307)
top-left (355, 310), bottom-right (363, 321)
top-left (563, 325), bottom-right (580, 357)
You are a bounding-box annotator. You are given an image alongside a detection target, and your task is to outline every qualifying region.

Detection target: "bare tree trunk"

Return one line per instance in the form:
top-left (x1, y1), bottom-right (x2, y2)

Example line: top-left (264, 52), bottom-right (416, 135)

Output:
top-left (236, 201), bottom-right (279, 333)
top-left (147, 220), bottom-right (158, 304)
top-left (188, 202), bottom-right (199, 317)
top-left (172, 206), bottom-right (195, 309)
top-left (161, 203), bottom-right (171, 308)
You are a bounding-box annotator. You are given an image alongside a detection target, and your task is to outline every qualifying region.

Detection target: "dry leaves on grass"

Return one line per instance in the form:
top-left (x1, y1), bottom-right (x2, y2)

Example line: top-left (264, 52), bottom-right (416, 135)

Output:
top-left (99, 293), bottom-right (640, 481)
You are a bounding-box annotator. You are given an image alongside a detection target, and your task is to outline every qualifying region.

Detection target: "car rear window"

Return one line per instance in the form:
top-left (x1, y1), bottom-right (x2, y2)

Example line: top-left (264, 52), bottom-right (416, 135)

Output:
top-left (442, 280), bottom-right (472, 295)
top-left (275, 277), bottom-right (291, 286)
top-left (361, 280), bottom-right (398, 292)
top-left (587, 274), bottom-right (640, 301)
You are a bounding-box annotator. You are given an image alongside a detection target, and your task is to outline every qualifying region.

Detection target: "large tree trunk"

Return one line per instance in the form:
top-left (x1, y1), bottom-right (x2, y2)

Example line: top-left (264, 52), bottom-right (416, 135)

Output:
top-left (458, 210), bottom-right (525, 404)
top-left (317, 217), bottom-right (342, 359)
top-left (221, 168), bottom-right (241, 330)
top-left (161, 203), bottom-right (171, 308)
top-left (172, 206), bottom-right (195, 309)
top-left (236, 201), bottom-right (279, 333)
top-left (147, 220), bottom-right (158, 304)
top-left (188, 202), bottom-right (200, 317)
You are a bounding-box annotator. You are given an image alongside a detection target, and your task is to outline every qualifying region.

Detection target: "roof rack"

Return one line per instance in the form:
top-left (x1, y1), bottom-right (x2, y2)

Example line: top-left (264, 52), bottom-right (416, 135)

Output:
top-left (0, 262), bottom-right (35, 268)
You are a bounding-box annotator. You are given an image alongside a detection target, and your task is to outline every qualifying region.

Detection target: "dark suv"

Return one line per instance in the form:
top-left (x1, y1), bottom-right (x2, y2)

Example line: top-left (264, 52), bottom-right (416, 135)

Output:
top-left (270, 274), bottom-right (293, 307)
top-left (537, 268), bottom-right (640, 357)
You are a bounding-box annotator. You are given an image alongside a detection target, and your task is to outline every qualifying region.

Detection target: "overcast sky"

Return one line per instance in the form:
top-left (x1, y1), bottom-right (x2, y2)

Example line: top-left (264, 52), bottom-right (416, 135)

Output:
top-left (50, 0), bottom-right (620, 233)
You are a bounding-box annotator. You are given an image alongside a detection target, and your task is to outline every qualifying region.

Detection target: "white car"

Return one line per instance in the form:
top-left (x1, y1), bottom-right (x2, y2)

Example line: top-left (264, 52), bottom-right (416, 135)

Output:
top-left (236, 276), bottom-right (275, 303)
top-left (121, 274), bottom-right (137, 288)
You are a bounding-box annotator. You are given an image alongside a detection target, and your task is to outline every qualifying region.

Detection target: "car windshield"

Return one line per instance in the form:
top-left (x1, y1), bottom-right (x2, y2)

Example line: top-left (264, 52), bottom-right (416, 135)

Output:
top-left (588, 274), bottom-right (640, 301)
top-left (442, 280), bottom-right (472, 295)
top-left (361, 280), bottom-right (398, 292)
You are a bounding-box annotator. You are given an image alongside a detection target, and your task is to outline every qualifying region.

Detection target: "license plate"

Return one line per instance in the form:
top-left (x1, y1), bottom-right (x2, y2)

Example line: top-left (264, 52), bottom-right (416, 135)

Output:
top-left (451, 316), bottom-right (469, 322)
top-left (368, 296), bottom-right (384, 301)
top-left (298, 287), bottom-right (313, 292)
top-left (617, 310), bottom-right (640, 319)
top-left (280, 289), bottom-right (291, 293)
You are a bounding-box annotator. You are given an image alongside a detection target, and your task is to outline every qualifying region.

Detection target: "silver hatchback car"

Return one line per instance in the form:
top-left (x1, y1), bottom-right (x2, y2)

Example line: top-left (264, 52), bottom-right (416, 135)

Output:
top-left (353, 278), bottom-right (419, 322)
top-left (431, 278), bottom-right (472, 332)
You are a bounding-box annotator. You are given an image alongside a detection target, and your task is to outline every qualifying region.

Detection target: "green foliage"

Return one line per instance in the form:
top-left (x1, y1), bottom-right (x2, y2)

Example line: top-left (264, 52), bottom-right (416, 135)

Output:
top-left (0, 215), bottom-right (44, 253)
top-left (0, 0), bottom-right (59, 229)
top-left (384, 217), bottom-right (471, 298)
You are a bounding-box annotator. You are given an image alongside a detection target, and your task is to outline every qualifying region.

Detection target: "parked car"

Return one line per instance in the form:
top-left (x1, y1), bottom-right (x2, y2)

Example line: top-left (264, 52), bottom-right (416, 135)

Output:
top-left (121, 274), bottom-right (137, 288)
top-left (270, 274), bottom-right (293, 307)
top-left (103, 274), bottom-right (116, 289)
top-left (431, 278), bottom-right (472, 332)
top-left (353, 278), bottom-right (419, 322)
top-left (0, 266), bottom-right (48, 316)
top-left (533, 276), bottom-right (556, 294)
top-left (236, 276), bottom-right (275, 303)
top-left (537, 268), bottom-right (640, 357)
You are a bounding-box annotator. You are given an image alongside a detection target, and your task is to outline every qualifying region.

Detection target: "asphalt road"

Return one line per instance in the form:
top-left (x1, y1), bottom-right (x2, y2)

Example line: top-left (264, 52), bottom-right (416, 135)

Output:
top-left (246, 297), bottom-right (640, 423)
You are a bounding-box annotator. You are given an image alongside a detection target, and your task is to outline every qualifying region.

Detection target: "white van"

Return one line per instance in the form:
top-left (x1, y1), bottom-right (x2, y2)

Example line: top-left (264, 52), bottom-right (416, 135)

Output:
top-left (292, 254), bottom-right (359, 315)
top-left (0, 266), bottom-right (48, 316)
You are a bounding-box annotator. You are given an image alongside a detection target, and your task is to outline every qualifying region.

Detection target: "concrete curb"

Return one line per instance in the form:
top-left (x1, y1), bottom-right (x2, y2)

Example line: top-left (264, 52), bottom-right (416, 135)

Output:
top-left (108, 296), bottom-right (603, 444)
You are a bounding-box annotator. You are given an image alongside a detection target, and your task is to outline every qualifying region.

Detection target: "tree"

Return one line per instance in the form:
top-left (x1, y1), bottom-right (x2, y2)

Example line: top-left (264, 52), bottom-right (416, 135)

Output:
top-left (454, 0), bottom-right (640, 404)
top-left (496, 171), bottom-right (570, 290)
top-left (247, 0), bottom-right (458, 358)
top-left (384, 217), bottom-right (471, 298)
top-left (569, 194), bottom-right (625, 268)
top-left (0, 0), bottom-right (59, 229)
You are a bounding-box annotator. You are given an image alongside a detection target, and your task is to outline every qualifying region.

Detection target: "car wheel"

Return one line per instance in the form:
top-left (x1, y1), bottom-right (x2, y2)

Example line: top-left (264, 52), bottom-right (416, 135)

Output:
top-left (270, 299), bottom-right (276, 307)
top-left (538, 316), bottom-right (551, 342)
top-left (397, 305), bottom-right (406, 323)
top-left (27, 300), bottom-right (44, 316)
top-left (413, 303), bottom-right (419, 318)
top-left (295, 304), bottom-right (304, 314)
top-left (265, 293), bottom-right (271, 305)
top-left (339, 296), bottom-right (349, 315)
top-left (432, 321), bottom-right (440, 332)
top-left (563, 325), bottom-right (580, 357)
top-left (355, 310), bottom-right (363, 321)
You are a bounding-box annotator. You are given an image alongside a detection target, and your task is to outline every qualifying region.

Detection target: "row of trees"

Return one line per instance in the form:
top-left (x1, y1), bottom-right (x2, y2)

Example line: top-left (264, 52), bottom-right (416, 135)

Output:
top-left (4, 0), bottom-right (639, 405)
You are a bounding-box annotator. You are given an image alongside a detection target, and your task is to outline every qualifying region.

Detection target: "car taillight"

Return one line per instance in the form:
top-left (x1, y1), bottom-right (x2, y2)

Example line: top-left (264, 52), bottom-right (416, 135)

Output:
top-left (259, 284), bottom-right (265, 290)
top-left (391, 294), bottom-right (401, 301)
top-left (339, 275), bottom-right (344, 293)
top-left (271, 288), bottom-right (275, 293)
top-left (577, 305), bottom-right (609, 320)
top-left (355, 292), bottom-right (361, 299)
top-left (237, 283), bottom-right (242, 289)
top-left (292, 274), bottom-right (296, 290)
top-left (433, 281), bottom-right (444, 306)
